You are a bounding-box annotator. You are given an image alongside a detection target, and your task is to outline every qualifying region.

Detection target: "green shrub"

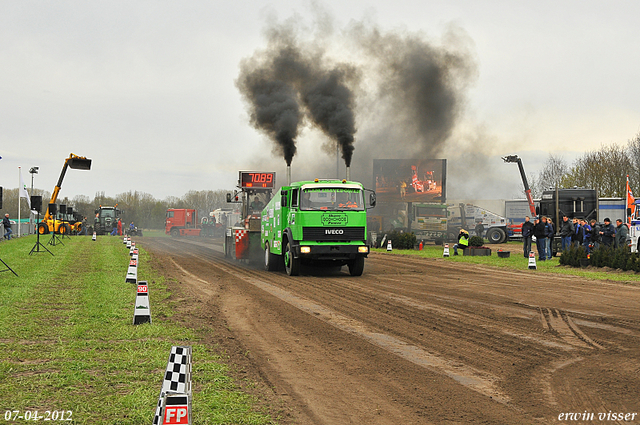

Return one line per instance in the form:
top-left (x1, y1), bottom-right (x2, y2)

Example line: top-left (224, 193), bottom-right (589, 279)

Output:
top-left (559, 244), bottom-right (588, 267)
top-left (386, 230), bottom-right (417, 250)
top-left (586, 245), bottom-right (639, 271)
top-left (468, 235), bottom-right (484, 247)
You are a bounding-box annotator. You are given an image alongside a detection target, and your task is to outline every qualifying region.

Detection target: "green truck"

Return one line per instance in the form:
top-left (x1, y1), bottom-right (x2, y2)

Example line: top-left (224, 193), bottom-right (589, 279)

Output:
top-left (261, 179), bottom-right (376, 276)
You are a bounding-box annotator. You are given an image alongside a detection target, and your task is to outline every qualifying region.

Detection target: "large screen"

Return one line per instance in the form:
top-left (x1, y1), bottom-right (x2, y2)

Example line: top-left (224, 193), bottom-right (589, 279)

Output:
top-left (240, 171), bottom-right (276, 188)
top-left (373, 159), bottom-right (446, 203)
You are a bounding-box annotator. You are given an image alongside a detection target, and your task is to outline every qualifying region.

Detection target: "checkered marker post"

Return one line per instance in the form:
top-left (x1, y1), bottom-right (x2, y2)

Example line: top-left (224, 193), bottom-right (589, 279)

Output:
top-left (125, 266), bottom-right (138, 284)
top-left (130, 248), bottom-right (138, 257)
top-left (123, 236), bottom-right (127, 244)
top-left (153, 346), bottom-right (192, 425)
top-left (126, 239), bottom-right (131, 248)
top-left (133, 280), bottom-right (151, 324)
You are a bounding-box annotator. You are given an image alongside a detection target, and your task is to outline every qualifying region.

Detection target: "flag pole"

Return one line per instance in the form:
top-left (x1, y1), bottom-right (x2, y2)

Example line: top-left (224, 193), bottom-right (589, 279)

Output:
top-left (18, 167), bottom-right (21, 238)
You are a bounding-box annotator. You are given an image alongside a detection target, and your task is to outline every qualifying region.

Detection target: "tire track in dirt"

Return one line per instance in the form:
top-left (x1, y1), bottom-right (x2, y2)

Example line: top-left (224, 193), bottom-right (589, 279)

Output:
top-left (141, 237), bottom-right (640, 424)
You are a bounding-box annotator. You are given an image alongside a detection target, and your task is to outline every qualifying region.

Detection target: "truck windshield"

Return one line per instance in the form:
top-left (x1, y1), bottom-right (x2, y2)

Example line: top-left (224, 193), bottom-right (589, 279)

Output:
top-left (101, 210), bottom-right (115, 218)
top-left (300, 188), bottom-right (364, 211)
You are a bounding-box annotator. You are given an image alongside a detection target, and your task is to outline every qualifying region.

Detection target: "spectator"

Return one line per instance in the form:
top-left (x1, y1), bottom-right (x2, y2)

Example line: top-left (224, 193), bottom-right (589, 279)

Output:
top-left (3, 213), bottom-right (12, 240)
top-left (589, 219), bottom-right (600, 250)
top-left (521, 216), bottom-right (535, 258)
top-left (571, 218), bottom-right (582, 246)
top-left (534, 216), bottom-right (548, 261)
top-left (130, 222), bottom-right (135, 231)
top-left (614, 219), bottom-right (629, 249)
top-left (453, 228), bottom-right (469, 256)
top-left (581, 219), bottom-right (592, 252)
top-left (117, 218), bottom-right (122, 236)
top-left (600, 218), bottom-right (615, 246)
top-left (545, 218), bottom-right (555, 260)
top-left (559, 215), bottom-right (574, 251)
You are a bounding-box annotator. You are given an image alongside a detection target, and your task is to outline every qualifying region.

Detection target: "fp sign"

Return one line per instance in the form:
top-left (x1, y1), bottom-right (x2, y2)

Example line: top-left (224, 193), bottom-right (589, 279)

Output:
top-left (162, 406), bottom-right (189, 424)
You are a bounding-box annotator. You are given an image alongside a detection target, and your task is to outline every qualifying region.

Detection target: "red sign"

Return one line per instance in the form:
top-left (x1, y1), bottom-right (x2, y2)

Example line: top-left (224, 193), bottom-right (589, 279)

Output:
top-left (163, 406), bottom-right (189, 424)
top-left (137, 285), bottom-right (148, 293)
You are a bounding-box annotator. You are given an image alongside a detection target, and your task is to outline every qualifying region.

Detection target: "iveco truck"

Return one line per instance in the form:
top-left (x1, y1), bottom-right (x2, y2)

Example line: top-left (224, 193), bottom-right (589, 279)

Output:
top-left (261, 179), bottom-right (376, 276)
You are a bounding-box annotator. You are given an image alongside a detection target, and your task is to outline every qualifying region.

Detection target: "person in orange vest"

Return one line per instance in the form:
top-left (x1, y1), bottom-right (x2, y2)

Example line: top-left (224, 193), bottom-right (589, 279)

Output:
top-left (117, 218), bottom-right (122, 236)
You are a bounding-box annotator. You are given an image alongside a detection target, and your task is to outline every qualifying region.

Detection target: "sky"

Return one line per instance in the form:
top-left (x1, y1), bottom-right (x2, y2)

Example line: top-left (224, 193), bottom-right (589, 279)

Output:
top-left (1, 0), bottom-right (639, 202)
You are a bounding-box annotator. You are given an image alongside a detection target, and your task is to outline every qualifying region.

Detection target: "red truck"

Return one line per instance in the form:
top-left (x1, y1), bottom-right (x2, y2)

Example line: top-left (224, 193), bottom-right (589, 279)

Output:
top-left (165, 208), bottom-right (201, 237)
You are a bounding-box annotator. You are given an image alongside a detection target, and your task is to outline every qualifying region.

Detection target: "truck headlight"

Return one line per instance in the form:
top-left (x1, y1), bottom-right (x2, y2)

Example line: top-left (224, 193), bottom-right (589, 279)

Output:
top-left (358, 246), bottom-right (369, 253)
top-left (300, 246), bottom-right (311, 254)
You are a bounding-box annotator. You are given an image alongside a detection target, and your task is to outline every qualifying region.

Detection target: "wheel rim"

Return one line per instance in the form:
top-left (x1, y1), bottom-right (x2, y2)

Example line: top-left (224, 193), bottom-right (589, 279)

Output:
top-left (284, 244), bottom-right (291, 269)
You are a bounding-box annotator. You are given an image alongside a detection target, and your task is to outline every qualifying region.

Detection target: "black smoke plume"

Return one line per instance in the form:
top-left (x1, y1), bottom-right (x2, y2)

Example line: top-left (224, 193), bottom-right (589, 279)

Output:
top-left (352, 25), bottom-right (477, 160)
top-left (301, 67), bottom-right (358, 167)
top-left (238, 21), bottom-right (359, 168)
top-left (236, 56), bottom-right (301, 166)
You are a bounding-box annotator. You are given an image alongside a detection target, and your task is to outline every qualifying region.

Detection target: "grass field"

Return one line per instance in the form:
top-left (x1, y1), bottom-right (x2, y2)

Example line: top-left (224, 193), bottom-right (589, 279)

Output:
top-left (373, 242), bottom-right (640, 283)
top-left (0, 236), bottom-right (274, 424)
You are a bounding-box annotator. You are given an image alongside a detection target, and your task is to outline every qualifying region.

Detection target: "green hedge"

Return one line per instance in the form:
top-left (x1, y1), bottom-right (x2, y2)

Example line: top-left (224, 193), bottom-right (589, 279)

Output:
top-left (386, 230), bottom-right (417, 250)
top-left (560, 244), bottom-right (640, 271)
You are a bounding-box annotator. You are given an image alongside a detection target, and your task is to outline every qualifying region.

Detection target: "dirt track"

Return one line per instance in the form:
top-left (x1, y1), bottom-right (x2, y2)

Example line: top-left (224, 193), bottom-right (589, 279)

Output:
top-left (140, 237), bottom-right (640, 424)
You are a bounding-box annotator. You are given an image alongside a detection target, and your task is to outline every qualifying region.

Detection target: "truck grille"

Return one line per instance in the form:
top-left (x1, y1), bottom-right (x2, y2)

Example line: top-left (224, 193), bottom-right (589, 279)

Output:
top-left (302, 227), bottom-right (365, 241)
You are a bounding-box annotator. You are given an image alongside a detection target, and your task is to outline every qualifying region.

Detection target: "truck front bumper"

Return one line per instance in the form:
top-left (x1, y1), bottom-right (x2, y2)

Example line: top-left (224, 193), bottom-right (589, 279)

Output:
top-left (292, 244), bottom-right (369, 260)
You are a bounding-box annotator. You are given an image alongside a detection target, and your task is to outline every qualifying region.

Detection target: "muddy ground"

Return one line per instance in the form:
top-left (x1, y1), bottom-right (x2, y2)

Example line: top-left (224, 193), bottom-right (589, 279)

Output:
top-left (139, 237), bottom-right (640, 425)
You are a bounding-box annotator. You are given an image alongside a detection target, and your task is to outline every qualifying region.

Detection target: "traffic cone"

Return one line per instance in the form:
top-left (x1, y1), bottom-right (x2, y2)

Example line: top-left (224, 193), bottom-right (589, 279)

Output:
top-left (387, 239), bottom-right (392, 251)
top-left (528, 251), bottom-right (537, 270)
top-left (443, 243), bottom-right (450, 257)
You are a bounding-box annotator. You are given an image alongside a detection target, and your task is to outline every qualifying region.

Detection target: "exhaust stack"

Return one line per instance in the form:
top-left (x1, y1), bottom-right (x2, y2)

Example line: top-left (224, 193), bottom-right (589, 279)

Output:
top-left (346, 166), bottom-right (351, 181)
top-left (287, 165), bottom-right (291, 185)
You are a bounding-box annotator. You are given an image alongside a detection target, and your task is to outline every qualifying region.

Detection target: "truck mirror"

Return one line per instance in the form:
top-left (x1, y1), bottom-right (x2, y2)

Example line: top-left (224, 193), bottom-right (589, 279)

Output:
top-left (94, 209), bottom-right (98, 214)
top-left (226, 193), bottom-right (232, 203)
top-left (535, 206), bottom-right (540, 216)
top-left (369, 192), bottom-right (376, 208)
top-left (627, 208), bottom-right (632, 216)
top-left (281, 193), bottom-right (288, 208)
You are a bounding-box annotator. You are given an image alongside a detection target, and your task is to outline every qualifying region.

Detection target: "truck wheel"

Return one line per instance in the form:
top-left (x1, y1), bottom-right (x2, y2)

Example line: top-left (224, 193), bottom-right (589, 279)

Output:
top-left (283, 240), bottom-right (299, 276)
top-left (37, 222), bottom-right (50, 235)
top-left (170, 228), bottom-right (179, 237)
top-left (486, 228), bottom-right (506, 244)
top-left (348, 256), bottom-right (365, 276)
top-left (264, 242), bottom-right (281, 271)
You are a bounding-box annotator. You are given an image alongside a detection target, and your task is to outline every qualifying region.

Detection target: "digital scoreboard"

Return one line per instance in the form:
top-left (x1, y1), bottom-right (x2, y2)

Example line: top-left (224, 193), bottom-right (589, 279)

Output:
top-left (240, 171), bottom-right (276, 188)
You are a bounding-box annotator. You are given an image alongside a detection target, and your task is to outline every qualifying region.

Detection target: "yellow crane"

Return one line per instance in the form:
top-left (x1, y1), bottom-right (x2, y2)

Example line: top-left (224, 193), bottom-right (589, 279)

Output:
top-left (37, 153), bottom-right (92, 235)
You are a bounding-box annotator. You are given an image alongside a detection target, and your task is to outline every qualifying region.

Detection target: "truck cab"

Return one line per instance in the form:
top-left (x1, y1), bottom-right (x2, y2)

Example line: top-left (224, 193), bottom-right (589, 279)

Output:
top-left (538, 188), bottom-right (598, 256)
top-left (262, 179), bottom-right (375, 276)
top-left (166, 208), bottom-right (201, 237)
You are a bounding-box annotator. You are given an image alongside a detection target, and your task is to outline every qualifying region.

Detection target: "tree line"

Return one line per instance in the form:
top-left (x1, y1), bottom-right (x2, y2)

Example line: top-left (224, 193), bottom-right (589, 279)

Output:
top-left (0, 188), bottom-right (233, 229)
top-left (532, 131), bottom-right (640, 198)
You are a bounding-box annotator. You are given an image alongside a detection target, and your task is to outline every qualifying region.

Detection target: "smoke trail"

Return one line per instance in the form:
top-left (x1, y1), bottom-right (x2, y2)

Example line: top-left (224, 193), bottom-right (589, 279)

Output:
top-left (236, 55), bottom-right (301, 166)
top-left (351, 24), bottom-right (477, 160)
top-left (301, 66), bottom-right (358, 167)
top-left (239, 19), bottom-right (359, 168)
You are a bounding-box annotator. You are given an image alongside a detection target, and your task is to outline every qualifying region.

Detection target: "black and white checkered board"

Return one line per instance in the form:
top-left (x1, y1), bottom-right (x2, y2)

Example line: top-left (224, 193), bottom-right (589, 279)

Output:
top-left (153, 346), bottom-right (192, 425)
